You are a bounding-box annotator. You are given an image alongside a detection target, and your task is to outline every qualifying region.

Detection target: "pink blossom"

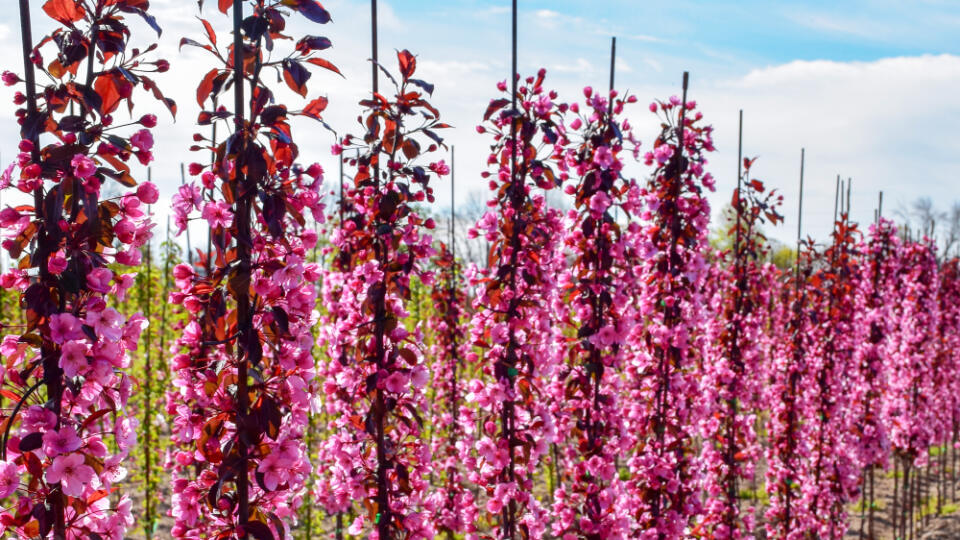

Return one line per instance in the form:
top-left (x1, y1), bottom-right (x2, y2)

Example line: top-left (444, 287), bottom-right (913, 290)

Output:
top-left (49, 313), bottom-right (81, 344)
top-left (202, 201), bottom-right (234, 229)
top-left (593, 145), bottom-right (615, 170)
top-left (60, 340), bottom-right (89, 378)
top-left (48, 253), bottom-right (68, 274)
top-left (257, 452), bottom-right (292, 491)
top-left (45, 453), bottom-right (95, 497)
top-left (588, 192), bottom-right (611, 215)
top-left (42, 425), bottom-right (83, 457)
top-left (654, 143), bottom-right (674, 165)
top-left (0, 460), bottom-right (18, 498)
top-left (137, 181), bottom-right (159, 204)
top-left (130, 129), bottom-right (154, 152)
top-left (86, 307), bottom-right (126, 342)
top-left (71, 154), bottom-right (97, 179)
top-left (384, 371), bottom-right (409, 393)
top-left (430, 160), bottom-right (450, 176)
top-left (2, 71), bottom-right (20, 86)
top-left (87, 267), bottom-right (113, 293)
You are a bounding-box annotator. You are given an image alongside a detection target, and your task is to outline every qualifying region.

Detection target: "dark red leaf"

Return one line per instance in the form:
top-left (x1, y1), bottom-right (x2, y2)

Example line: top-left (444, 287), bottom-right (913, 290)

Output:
top-left (297, 1), bottom-right (331, 24)
top-left (282, 60), bottom-right (310, 97)
top-left (301, 96), bottom-right (328, 119)
top-left (305, 57), bottom-right (343, 77)
top-left (93, 74), bottom-right (125, 114)
top-left (484, 98), bottom-right (509, 121)
top-left (197, 68), bottom-right (220, 107)
top-left (42, 0), bottom-right (86, 24)
top-left (295, 36), bottom-right (332, 54)
top-left (201, 19), bottom-right (217, 46)
top-left (397, 49), bottom-right (416, 80)
top-left (19, 432), bottom-right (43, 453)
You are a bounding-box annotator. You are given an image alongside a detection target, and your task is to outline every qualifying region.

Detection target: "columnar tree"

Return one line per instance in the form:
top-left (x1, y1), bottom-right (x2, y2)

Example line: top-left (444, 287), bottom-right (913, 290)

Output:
top-left (426, 243), bottom-right (478, 537)
top-left (699, 163), bottom-right (782, 538)
top-left (807, 206), bottom-right (864, 537)
top-left (468, 69), bottom-right (567, 539)
top-left (317, 50), bottom-right (447, 539)
top-left (0, 0), bottom-right (170, 536)
top-left (852, 217), bottom-right (898, 538)
top-left (623, 88), bottom-right (715, 537)
top-left (550, 85), bottom-right (641, 538)
top-left (167, 1), bottom-right (333, 537)
top-left (765, 239), bottom-right (820, 538)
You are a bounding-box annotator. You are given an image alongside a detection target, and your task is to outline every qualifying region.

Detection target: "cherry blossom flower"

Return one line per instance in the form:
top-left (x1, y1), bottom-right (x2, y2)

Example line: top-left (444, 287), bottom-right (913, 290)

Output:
top-left (46, 453), bottom-right (96, 497)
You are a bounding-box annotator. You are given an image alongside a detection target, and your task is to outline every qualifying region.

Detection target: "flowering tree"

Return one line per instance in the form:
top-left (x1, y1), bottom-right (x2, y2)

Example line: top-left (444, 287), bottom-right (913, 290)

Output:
top-left (765, 239), bottom-right (819, 539)
top-left (622, 89), bottom-right (715, 538)
top-left (426, 243), bottom-right (478, 537)
top-left (316, 50), bottom-right (447, 539)
top-left (0, 0), bottom-right (170, 536)
top-left (550, 85), bottom-right (641, 539)
top-left (852, 217), bottom-right (899, 537)
top-left (699, 163), bottom-right (782, 539)
top-left (806, 207), bottom-right (864, 537)
top-left (467, 69), bottom-right (567, 539)
top-left (883, 238), bottom-right (941, 538)
top-left (166, 1), bottom-right (332, 537)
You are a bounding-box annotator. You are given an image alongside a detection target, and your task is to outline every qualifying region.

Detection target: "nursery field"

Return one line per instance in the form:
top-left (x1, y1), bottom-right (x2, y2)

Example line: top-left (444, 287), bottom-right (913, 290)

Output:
top-left (1, 0), bottom-right (959, 539)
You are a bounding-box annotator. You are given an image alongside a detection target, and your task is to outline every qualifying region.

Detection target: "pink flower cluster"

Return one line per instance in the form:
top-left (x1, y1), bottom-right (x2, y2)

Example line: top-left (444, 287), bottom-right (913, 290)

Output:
top-left (621, 95), bottom-right (715, 538)
top-left (314, 50), bottom-right (444, 539)
top-left (466, 70), bottom-right (567, 539)
top-left (0, 0), bottom-right (167, 535)
top-left (549, 85), bottom-right (641, 539)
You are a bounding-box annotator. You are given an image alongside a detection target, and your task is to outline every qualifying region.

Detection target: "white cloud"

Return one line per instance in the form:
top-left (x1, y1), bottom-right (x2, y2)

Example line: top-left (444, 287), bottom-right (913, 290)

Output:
top-left (700, 54), bottom-right (960, 244)
top-left (614, 58), bottom-right (634, 74)
top-left (627, 33), bottom-right (663, 43)
top-left (643, 58), bottom-right (662, 72)
top-left (553, 58), bottom-right (594, 74)
top-left (0, 1), bottom-right (957, 255)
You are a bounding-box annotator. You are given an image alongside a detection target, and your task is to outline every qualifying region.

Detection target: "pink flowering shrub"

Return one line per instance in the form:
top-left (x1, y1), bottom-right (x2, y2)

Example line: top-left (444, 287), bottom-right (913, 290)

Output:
top-left (803, 209), bottom-right (865, 537)
top-left (549, 85), bottom-right (641, 539)
top-left (467, 69), bottom-right (567, 539)
top-left (314, 50), bottom-right (447, 539)
top-left (765, 240), bottom-right (821, 539)
top-left (425, 244), bottom-right (479, 536)
top-left (0, 0), bottom-right (171, 537)
top-left (165, 1), bottom-right (333, 537)
top-left (622, 92), bottom-right (715, 538)
top-left (698, 164), bottom-right (782, 539)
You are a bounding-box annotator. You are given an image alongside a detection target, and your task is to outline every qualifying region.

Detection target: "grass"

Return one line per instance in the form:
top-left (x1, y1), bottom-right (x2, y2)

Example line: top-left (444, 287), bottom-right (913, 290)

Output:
top-left (853, 498), bottom-right (886, 512)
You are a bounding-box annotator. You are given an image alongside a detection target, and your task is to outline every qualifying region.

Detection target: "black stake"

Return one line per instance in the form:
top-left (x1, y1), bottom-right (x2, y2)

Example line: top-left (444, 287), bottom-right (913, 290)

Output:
top-left (795, 149), bottom-right (805, 279)
top-left (846, 177), bottom-right (852, 217)
top-left (833, 175), bottom-right (841, 229)
top-left (231, 0), bottom-right (252, 536)
top-left (608, 37), bottom-right (616, 115)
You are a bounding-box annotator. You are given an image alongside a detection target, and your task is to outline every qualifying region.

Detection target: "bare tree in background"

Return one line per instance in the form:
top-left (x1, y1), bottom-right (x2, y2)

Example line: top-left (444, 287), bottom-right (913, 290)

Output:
top-left (896, 197), bottom-right (960, 261)
top-left (941, 201), bottom-right (960, 260)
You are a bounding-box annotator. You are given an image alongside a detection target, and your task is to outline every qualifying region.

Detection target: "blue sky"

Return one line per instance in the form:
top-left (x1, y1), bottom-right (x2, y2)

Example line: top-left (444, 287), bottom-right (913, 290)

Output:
top-left (2, 0), bottom-right (960, 248)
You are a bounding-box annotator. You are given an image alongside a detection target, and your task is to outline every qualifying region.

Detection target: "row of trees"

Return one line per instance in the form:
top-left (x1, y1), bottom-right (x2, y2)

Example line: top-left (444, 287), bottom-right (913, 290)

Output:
top-left (1, 1), bottom-right (959, 540)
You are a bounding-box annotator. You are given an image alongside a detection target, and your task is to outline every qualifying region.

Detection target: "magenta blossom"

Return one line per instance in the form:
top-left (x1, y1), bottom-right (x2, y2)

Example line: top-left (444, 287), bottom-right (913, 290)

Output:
top-left (202, 201), bottom-right (234, 229)
top-left (130, 129), bottom-right (154, 152)
top-left (45, 453), bottom-right (95, 497)
top-left (593, 145), bottom-right (614, 170)
top-left (71, 154), bottom-right (97, 179)
top-left (42, 425), bottom-right (83, 457)
top-left (0, 461), bottom-right (18, 498)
